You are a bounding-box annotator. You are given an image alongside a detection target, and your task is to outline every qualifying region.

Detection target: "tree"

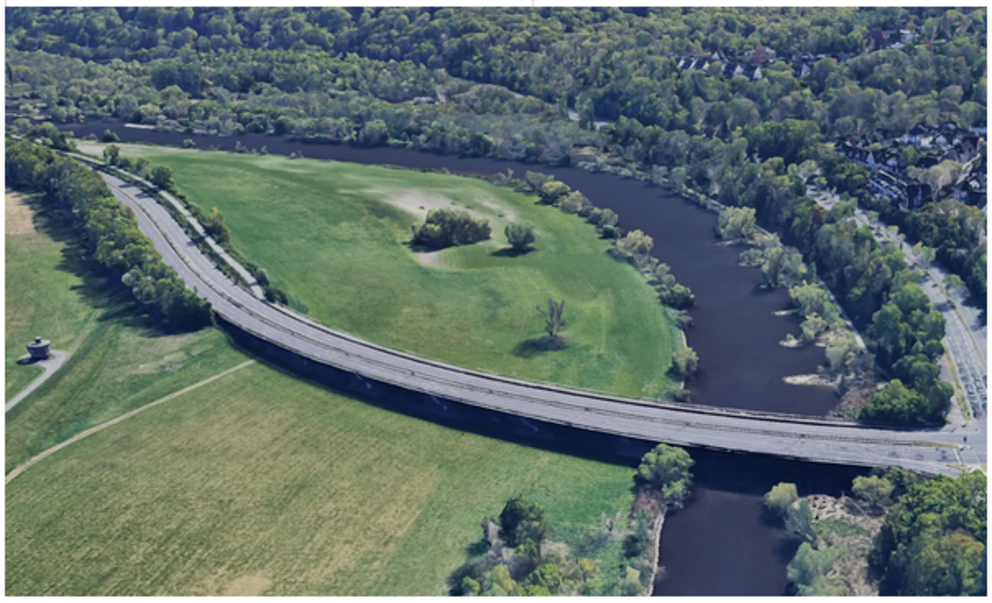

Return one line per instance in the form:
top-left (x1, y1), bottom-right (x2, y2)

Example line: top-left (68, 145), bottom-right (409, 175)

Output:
top-left (537, 298), bottom-right (568, 340)
top-left (799, 313), bottom-right (828, 342)
top-left (461, 576), bottom-right (481, 596)
top-left (943, 274), bottom-right (965, 291)
top-left (529, 563), bottom-right (563, 594)
top-left (624, 509), bottom-right (652, 558)
top-left (912, 242), bottom-right (936, 269)
top-left (617, 229), bottom-right (654, 267)
top-left (538, 180), bottom-right (571, 206)
top-left (101, 129), bottom-right (120, 143)
top-left (150, 164), bottom-right (175, 191)
top-left (764, 482), bottom-right (799, 518)
top-left (182, 138), bottom-right (196, 148)
top-left (102, 144), bottom-right (121, 166)
top-left (498, 495), bottom-right (547, 548)
top-left (790, 283), bottom-right (831, 318)
top-left (786, 500), bottom-right (816, 542)
top-left (787, 542), bottom-right (842, 592)
top-left (905, 533), bottom-right (986, 596)
top-left (637, 443), bottom-right (694, 508)
top-left (505, 221), bottom-right (536, 251)
top-left (670, 346), bottom-right (699, 380)
top-left (203, 207), bottom-right (230, 244)
top-left (715, 206), bottom-right (757, 241)
top-left (851, 475), bottom-right (894, 509)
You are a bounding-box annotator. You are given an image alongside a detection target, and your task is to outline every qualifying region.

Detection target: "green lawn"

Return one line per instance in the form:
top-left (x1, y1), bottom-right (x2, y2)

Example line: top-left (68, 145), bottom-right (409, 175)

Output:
top-left (5, 361), bottom-right (637, 596)
top-left (4, 192), bottom-right (248, 472)
top-left (5, 193), bottom-right (99, 400)
top-left (125, 146), bottom-right (678, 399)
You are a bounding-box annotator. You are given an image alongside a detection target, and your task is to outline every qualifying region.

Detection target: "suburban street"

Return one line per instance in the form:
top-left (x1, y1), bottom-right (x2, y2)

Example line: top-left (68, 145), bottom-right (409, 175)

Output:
top-left (71, 155), bottom-right (985, 476)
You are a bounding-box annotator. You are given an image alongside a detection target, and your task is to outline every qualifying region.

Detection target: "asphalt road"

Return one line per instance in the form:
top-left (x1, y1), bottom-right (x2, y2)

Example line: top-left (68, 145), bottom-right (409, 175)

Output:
top-left (73, 157), bottom-right (984, 476)
top-left (5, 351), bottom-right (68, 412)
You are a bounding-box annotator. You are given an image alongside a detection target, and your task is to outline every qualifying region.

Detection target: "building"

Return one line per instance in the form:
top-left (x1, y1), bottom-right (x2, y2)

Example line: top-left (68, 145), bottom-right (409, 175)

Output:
top-left (26, 336), bottom-right (50, 360)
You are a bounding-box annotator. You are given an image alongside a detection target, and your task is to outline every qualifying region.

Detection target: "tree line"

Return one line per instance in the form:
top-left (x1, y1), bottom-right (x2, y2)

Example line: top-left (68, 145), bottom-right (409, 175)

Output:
top-left (5, 137), bottom-right (212, 329)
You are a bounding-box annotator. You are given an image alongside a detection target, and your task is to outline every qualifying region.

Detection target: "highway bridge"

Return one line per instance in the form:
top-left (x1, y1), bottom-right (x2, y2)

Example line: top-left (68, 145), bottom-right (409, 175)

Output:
top-left (73, 153), bottom-right (983, 476)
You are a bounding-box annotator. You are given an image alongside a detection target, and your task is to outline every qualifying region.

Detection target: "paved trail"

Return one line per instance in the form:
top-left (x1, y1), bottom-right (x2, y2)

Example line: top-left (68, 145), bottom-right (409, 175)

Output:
top-left (6, 351), bottom-right (69, 412)
top-left (5, 360), bottom-right (255, 485)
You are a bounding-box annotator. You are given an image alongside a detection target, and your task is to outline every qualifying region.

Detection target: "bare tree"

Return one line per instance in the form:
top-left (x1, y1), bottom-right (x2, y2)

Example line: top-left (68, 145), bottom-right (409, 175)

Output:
top-left (537, 299), bottom-right (568, 340)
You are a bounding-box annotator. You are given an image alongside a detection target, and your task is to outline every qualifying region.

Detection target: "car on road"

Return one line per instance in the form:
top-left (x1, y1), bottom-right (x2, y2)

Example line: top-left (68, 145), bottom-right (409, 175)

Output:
top-left (967, 384), bottom-right (975, 395)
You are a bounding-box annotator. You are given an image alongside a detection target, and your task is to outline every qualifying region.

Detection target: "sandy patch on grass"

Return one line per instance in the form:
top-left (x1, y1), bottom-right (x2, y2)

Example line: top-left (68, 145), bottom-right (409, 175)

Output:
top-left (367, 186), bottom-right (500, 221)
top-left (74, 141), bottom-right (195, 159)
top-left (367, 186), bottom-right (516, 267)
top-left (6, 189), bottom-right (37, 235)
top-left (222, 575), bottom-right (272, 596)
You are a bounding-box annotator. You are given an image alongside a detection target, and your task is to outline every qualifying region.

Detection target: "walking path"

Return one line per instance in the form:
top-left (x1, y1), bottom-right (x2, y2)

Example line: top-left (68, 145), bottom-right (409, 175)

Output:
top-left (5, 360), bottom-right (255, 484)
top-left (5, 351), bottom-right (69, 412)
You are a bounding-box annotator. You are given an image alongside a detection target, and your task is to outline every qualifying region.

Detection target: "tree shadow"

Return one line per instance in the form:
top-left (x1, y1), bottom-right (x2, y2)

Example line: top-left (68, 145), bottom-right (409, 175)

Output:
top-left (465, 538), bottom-right (490, 556)
top-left (512, 336), bottom-right (569, 358)
top-left (774, 534), bottom-right (803, 566)
top-left (605, 247), bottom-right (637, 266)
top-left (491, 246), bottom-right (534, 258)
top-left (24, 194), bottom-right (184, 338)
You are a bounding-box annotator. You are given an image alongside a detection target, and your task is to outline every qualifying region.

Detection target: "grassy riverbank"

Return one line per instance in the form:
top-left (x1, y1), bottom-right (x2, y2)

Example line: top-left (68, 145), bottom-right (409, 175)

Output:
top-left (6, 360), bottom-right (637, 595)
top-left (84, 142), bottom-right (679, 400)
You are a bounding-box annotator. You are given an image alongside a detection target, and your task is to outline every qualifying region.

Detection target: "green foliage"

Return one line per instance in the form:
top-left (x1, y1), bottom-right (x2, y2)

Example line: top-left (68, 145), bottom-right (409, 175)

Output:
top-left (528, 563), bottom-right (563, 594)
top-left (787, 542), bottom-right (842, 592)
top-left (411, 208), bottom-right (491, 250)
top-left (786, 500), bottom-right (816, 542)
top-left (871, 471), bottom-right (987, 596)
top-left (624, 509), bottom-right (652, 559)
top-left (101, 129), bottom-right (120, 143)
top-left (636, 444), bottom-right (694, 508)
top-left (715, 206), bottom-right (756, 241)
top-left (498, 495), bottom-right (547, 548)
top-left (851, 475), bottom-right (894, 508)
top-left (652, 263), bottom-right (695, 309)
top-left (670, 346), bottom-right (699, 380)
top-left (764, 482), bottom-right (799, 518)
top-left (505, 221), bottom-right (537, 251)
top-left (538, 180), bottom-right (571, 206)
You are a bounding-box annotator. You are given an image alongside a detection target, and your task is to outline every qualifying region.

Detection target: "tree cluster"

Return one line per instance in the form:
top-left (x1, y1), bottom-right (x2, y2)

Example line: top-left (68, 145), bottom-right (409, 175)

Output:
top-left (6, 138), bottom-right (212, 329)
top-left (450, 495), bottom-right (603, 596)
top-left (870, 471), bottom-right (986, 596)
top-left (410, 208), bottom-right (491, 249)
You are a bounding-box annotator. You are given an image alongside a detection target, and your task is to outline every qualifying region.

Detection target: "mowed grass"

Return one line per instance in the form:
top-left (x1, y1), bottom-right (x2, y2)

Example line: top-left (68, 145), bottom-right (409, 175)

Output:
top-left (128, 147), bottom-right (677, 399)
top-left (5, 362), bottom-right (637, 596)
top-left (4, 194), bottom-right (249, 472)
top-left (5, 191), bottom-right (97, 399)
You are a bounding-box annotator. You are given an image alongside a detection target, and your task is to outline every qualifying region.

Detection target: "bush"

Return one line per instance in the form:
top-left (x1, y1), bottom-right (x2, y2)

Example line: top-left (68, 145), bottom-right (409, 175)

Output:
top-left (182, 138), bottom-right (196, 148)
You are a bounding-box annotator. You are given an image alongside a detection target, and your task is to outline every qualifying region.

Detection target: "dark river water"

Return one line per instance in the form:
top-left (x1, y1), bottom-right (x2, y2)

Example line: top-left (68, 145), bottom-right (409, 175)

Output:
top-left (48, 120), bottom-right (864, 596)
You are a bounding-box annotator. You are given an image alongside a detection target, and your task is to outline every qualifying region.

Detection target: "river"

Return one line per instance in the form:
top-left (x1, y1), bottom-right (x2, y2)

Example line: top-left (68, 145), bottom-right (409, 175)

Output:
top-left (47, 120), bottom-right (865, 595)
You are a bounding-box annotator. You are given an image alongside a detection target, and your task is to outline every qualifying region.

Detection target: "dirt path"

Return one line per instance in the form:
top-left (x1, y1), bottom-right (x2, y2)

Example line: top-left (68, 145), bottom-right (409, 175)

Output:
top-left (5, 360), bottom-right (255, 485)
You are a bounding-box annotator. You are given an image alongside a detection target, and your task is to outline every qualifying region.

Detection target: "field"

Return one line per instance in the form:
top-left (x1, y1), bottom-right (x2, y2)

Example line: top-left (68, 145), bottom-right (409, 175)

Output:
top-left (6, 152), bottom-right (641, 596)
top-left (4, 190), bottom-right (248, 472)
top-left (5, 361), bottom-right (637, 596)
top-left (104, 143), bottom-right (678, 399)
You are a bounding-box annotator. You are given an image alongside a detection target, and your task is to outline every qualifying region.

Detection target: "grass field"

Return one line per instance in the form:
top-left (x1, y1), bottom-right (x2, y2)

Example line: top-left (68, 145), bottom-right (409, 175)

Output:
top-left (5, 361), bottom-right (637, 596)
top-left (4, 190), bottom-right (248, 472)
top-left (110, 144), bottom-right (678, 399)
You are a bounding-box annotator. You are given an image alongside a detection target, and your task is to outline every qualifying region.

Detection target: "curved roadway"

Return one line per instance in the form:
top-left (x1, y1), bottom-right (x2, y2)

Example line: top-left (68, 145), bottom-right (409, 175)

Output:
top-left (76, 155), bottom-right (982, 476)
